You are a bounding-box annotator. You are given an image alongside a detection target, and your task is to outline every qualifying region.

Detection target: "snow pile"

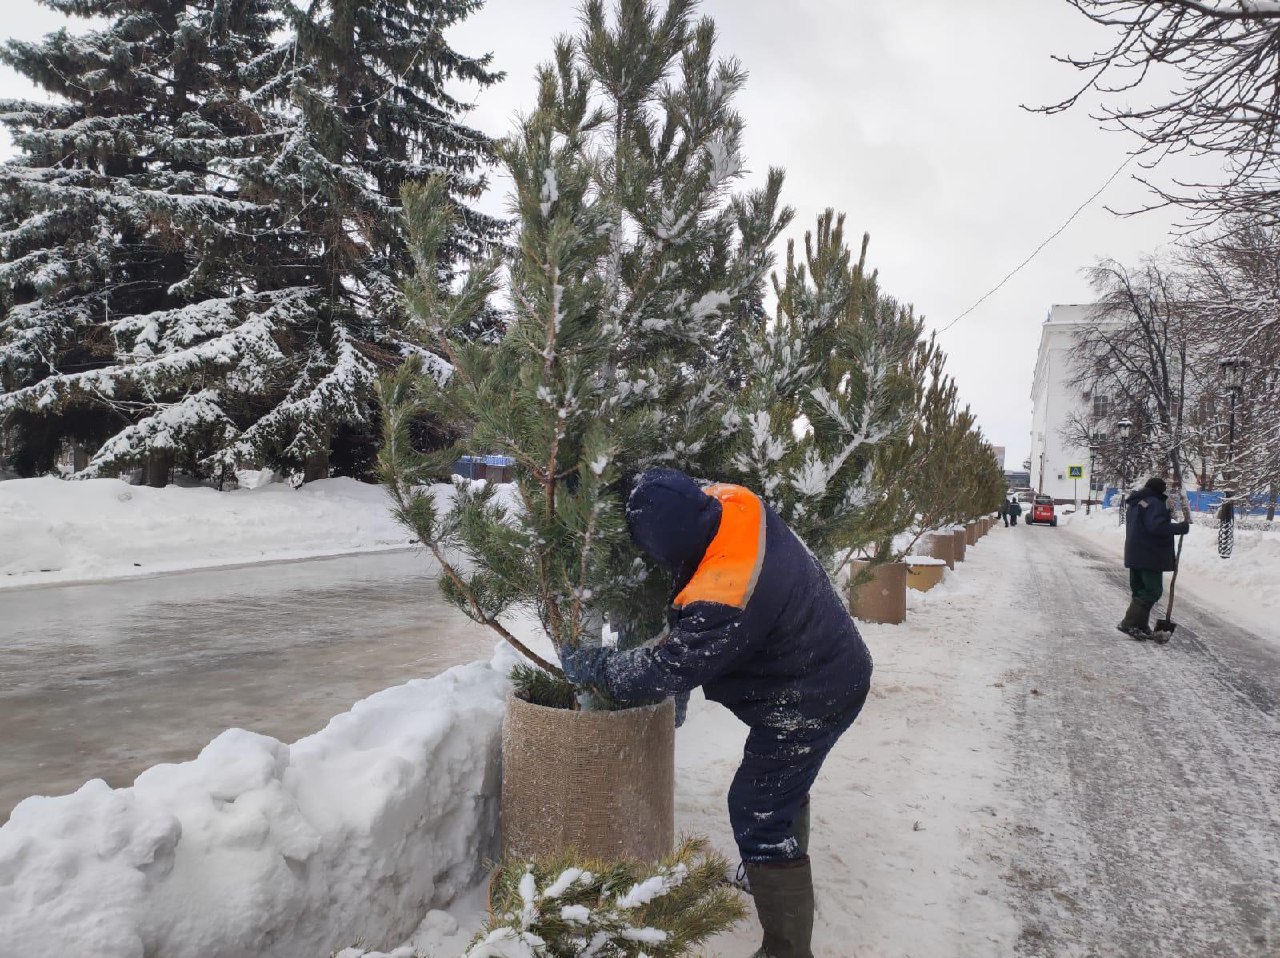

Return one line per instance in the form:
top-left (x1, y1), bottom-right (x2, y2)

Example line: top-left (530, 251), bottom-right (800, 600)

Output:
top-left (0, 649), bottom-right (515, 958)
top-left (0, 475), bottom-right (422, 588)
top-left (1065, 508), bottom-right (1280, 633)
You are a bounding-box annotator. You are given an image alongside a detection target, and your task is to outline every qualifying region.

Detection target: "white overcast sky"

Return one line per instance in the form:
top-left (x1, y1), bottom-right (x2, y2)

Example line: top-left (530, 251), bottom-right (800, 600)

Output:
top-left (1, 0), bottom-right (1201, 466)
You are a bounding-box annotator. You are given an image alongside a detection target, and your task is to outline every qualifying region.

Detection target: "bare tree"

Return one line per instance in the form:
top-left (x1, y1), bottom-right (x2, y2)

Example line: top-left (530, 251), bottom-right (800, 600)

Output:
top-left (1042, 1), bottom-right (1280, 225)
top-left (1068, 258), bottom-right (1209, 502)
top-left (1182, 221), bottom-right (1280, 515)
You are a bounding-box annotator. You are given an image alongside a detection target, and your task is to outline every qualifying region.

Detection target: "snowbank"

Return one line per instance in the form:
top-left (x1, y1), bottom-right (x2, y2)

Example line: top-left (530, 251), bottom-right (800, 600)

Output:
top-left (0, 647), bottom-right (516, 958)
top-left (1065, 508), bottom-right (1280, 638)
top-left (0, 476), bottom-right (421, 588)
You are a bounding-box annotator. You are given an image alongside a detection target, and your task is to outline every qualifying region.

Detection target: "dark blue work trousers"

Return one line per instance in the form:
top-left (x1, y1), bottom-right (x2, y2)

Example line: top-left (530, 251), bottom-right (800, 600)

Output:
top-left (728, 683), bottom-right (870, 863)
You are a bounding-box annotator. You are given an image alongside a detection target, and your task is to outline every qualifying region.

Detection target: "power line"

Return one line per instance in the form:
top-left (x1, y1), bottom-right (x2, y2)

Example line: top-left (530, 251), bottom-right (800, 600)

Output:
top-left (938, 153), bottom-right (1135, 334)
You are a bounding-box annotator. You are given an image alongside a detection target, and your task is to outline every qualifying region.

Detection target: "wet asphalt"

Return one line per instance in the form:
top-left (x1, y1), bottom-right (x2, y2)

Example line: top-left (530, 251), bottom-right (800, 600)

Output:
top-left (0, 550), bottom-right (494, 821)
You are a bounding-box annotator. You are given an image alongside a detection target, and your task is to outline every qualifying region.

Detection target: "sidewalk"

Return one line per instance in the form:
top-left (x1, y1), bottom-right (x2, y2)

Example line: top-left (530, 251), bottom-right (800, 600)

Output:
top-left (690, 528), bottom-right (1027, 956)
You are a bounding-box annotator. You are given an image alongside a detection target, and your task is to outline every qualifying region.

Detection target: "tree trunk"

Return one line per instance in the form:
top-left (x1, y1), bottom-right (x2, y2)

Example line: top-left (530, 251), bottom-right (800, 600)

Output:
top-left (1268, 484), bottom-right (1276, 523)
top-left (71, 442), bottom-right (89, 473)
top-left (303, 448), bottom-right (329, 484)
top-left (146, 449), bottom-right (172, 489)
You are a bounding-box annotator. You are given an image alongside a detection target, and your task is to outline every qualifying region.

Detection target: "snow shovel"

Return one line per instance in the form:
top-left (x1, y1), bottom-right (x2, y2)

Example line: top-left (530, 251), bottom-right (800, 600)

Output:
top-left (1152, 534), bottom-right (1184, 644)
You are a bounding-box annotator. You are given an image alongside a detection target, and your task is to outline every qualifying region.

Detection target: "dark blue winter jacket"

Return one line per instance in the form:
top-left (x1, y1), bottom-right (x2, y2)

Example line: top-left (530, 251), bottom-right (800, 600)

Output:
top-left (599, 469), bottom-right (873, 731)
top-left (1124, 488), bottom-right (1189, 572)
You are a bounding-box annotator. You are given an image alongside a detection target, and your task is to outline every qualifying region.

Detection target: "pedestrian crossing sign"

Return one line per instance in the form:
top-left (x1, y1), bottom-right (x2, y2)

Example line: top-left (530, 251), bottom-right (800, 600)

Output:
top-left (1068, 465), bottom-right (1084, 479)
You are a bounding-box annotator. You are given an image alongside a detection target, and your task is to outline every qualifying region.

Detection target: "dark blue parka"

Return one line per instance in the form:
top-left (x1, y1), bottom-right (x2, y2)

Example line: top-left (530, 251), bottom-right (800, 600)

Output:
top-left (1124, 488), bottom-right (1190, 572)
top-left (599, 469), bottom-right (873, 731)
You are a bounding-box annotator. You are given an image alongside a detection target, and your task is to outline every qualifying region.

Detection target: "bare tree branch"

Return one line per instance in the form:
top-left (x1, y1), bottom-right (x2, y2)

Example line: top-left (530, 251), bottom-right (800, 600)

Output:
top-left (1037, 0), bottom-right (1280, 225)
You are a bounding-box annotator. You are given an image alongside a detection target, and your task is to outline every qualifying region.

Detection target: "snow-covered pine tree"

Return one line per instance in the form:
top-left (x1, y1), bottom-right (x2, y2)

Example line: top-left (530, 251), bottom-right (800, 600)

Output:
top-left (723, 211), bottom-right (924, 575)
top-left (379, 0), bottom-right (790, 679)
top-left (859, 339), bottom-right (1006, 559)
top-left (0, 0), bottom-right (501, 484)
top-left (473, 837), bottom-right (744, 957)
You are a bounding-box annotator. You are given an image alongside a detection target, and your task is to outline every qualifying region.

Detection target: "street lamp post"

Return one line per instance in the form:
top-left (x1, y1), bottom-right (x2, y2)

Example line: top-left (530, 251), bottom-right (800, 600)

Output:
top-left (1218, 357), bottom-right (1249, 559)
top-left (1087, 431), bottom-right (1101, 515)
top-left (1117, 418), bottom-right (1133, 526)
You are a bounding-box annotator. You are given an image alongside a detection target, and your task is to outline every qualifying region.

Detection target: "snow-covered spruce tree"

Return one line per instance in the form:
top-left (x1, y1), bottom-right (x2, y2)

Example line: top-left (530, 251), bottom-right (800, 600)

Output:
top-left (0, 0), bottom-right (501, 484)
top-left (235, 0), bottom-right (506, 480)
top-left (0, 0), bottom-right (283, 482)
top-left (378, 0), bottom-right (789, 684)
top-left (723, 211), bottom-right (923, 576)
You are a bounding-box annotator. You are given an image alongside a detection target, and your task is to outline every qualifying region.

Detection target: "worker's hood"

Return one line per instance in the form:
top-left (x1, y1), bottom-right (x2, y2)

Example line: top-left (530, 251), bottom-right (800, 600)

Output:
top-left (626, 468), bottom-right (722, 581)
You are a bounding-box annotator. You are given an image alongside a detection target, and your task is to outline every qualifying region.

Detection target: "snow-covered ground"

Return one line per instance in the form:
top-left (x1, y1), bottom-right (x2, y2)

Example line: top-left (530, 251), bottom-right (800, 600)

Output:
top-left (1064, 507), bottom-right (1280, 641)
top-left (0, 476), bottom-right (419, 588)
top-left (6, 519), bottom-right (1276, 955)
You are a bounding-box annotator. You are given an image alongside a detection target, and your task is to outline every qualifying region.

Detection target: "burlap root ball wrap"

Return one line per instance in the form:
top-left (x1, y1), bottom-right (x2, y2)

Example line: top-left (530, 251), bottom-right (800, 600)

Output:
top-left (501, 694), bottom-right (675, 864)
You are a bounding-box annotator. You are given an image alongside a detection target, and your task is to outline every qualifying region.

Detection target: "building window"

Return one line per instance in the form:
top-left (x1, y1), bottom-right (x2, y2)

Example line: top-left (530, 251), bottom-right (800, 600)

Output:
top-left (1091, 393), bottom-right (1110, 420)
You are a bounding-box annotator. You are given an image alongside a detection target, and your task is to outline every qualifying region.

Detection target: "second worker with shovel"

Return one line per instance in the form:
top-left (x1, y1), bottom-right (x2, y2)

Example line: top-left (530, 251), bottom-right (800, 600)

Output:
top-left (1119, 476), bottom-right (1190, 641)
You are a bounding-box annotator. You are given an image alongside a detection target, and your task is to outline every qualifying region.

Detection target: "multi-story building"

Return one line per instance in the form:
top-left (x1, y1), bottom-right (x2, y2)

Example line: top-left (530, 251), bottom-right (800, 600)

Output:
top-left (1029, 304), bottom-right (1107, 503)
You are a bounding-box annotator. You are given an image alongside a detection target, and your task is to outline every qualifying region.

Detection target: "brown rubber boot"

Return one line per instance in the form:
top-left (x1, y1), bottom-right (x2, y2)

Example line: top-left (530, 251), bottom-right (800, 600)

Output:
top-left (745, 857), bottom-right (814, 958)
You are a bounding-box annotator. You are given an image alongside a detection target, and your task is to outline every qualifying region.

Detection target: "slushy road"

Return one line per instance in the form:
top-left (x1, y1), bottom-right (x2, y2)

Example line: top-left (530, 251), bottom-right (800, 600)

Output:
top-left (0, 550), bottom-right (493, 821)
top-left (1006, 524), bottom-right (1279, 956)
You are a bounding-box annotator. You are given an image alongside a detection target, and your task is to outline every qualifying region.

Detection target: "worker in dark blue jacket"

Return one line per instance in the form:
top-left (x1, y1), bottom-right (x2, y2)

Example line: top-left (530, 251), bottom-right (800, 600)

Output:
top-left (1119, 476), bottom-right (1190, 639)
top-left (561, 468), bottom-right (874, 958)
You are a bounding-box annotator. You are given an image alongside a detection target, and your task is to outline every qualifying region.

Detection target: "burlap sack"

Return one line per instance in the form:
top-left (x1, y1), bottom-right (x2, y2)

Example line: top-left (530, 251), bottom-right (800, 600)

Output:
top-left (926, 532), bottom-right (957, 570)
top-left (905, 559), bottom-right (945, 592)
top-left (848, 560), bottom-right (907, 625)
top-left (501, 695), bottom-right (675, 864)
top-left (965, 521), bottom-right (980, 546)
top-left (952, 527), bottom-right (968, 562)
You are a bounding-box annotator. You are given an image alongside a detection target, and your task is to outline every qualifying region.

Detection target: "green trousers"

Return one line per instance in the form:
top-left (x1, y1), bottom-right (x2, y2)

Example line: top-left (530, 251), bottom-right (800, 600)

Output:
top-left (1129, 569), bottom-right (1164, 607)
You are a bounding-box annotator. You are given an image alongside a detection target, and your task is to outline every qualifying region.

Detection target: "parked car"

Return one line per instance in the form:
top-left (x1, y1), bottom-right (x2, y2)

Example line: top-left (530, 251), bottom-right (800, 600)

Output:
top-left (1026, 494), bottom-right (1058, 527)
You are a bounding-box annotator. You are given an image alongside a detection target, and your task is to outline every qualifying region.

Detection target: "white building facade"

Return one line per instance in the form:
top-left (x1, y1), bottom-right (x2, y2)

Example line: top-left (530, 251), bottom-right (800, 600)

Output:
top-left (1029, 305), bottom-right (1104, 504)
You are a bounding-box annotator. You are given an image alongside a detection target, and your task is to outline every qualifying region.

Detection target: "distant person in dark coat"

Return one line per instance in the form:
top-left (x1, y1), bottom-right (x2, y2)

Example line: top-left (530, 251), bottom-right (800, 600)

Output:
top-left (999, 499), bottom-right (1009, 527)
top-left (1119, 476), bottom-right (1190, 639)
top-left (560, 467), bottom-right (873, 958)
top-left (1007, 498), bottom-right (1023, 525)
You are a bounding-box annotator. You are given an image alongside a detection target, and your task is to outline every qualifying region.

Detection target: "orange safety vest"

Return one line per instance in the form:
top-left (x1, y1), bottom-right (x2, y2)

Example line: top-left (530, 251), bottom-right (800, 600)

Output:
top-left (673, 483), bottom-right (767, 611)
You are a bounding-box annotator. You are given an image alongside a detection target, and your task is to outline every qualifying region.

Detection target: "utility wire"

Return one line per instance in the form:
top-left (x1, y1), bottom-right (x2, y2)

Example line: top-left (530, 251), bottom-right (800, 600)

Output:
top-left (938, 153), bottom-right (1135, 334)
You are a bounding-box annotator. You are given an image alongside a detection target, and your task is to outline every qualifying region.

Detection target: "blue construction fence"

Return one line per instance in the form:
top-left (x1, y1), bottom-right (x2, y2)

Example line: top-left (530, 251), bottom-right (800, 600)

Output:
top-left (1100, 486), bottom-right (1274, 516)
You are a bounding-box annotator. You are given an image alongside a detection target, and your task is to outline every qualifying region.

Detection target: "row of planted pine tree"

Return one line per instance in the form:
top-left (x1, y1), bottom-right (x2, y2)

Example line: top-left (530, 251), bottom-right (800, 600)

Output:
top-left (376, 1), bottom-right (1008, 673)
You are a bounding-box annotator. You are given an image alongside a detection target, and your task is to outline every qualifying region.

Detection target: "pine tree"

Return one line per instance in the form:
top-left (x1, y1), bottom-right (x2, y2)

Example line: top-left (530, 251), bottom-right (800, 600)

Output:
top-left (0, 0), bottom-right (501, 483)
top-left (379, 0), bottom-right (790, 675)
top-left (473, 837), bottom-right (745, 957)
top-left (856, 333), bottom-right (1004, 559)
top-left (722, 211), bottom-right (924, 575)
